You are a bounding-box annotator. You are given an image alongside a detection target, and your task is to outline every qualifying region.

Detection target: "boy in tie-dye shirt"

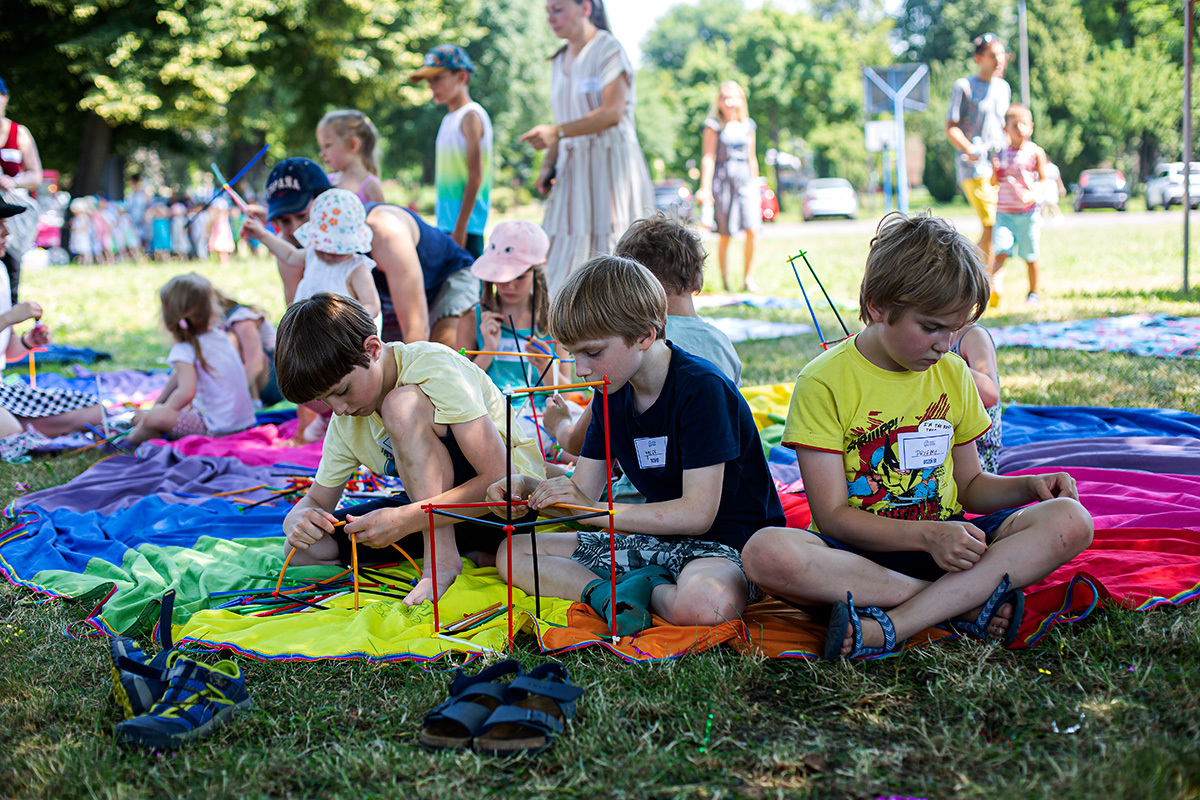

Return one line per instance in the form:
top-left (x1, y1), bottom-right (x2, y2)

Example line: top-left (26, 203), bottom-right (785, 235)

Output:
top-left (409, 44), bottom-right (493, 259)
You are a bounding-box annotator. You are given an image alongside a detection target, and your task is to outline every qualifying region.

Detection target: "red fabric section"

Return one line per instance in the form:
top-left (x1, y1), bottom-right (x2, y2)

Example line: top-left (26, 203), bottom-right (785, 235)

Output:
top-left (779, 491), bottom-right (811, 529)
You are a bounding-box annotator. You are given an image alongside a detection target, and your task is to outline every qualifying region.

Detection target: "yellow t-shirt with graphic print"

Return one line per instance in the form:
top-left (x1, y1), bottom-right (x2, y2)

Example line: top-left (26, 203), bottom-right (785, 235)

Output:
top-left (315, 341), bottom-right (546, 488)
top-left (782, 335), bottom-right (991, 527)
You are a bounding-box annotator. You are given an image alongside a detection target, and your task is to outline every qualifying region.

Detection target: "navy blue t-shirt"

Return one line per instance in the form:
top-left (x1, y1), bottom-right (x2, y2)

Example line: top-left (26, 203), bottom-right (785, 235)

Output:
top-left (580, 344), bottom-right (786, 550)
top-left (363, 203), bottom-right (474, 334)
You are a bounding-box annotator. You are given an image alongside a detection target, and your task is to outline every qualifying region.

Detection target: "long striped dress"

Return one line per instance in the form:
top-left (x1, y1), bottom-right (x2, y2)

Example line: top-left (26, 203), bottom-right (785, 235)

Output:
top-left (541, 30), bottom-right (655, 296)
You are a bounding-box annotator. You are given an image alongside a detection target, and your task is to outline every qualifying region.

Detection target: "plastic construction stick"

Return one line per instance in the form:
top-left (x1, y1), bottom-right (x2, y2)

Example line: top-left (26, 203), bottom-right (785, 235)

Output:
top-left (187, 144), bottom-right (269, 225)
top-left (509, 314), bottom-right (548, 468)
top-left (212, 483), bottom-right (269, 498)
top-left (509, 510), bottom-right (609, 530)
top-left (462, 349), bottom-right (553, 359)
top-left (508, 380), bottom-right (606, 395)
top-left (275, 548), bottom-right (297, 595)
top-left (350, 530), bottom-right (360, 610)
top-left (237, 484), bottom-right (305, 510)
top-left (602, 376), bottom-right (617, 642)
top-left (428, 507), bottom-right (440, 632)
top-left (788, 253), bottom-right (827, 346)
top-left (797, 249), bottom-right (851, 338)
top-left (211, 165), bottom-right (251, 215)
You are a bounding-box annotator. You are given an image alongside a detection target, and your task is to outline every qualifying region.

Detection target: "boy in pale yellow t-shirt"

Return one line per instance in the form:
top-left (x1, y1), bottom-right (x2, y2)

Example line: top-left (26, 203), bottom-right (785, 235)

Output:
top-left (275, 292), bottom-right (544, 606)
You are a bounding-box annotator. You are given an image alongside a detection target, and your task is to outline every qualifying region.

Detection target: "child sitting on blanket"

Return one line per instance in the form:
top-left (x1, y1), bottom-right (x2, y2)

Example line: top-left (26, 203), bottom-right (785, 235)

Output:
top-left (127, 273), bottom-right (257, 445)
top-left (487, 255), bottom-right (785, 636)
top-left (274, 292), bottom-right (545, 606)
top-left (951, 322), bottom-right (1002, 473)
top-left (542, 213), bottom-right (743, 459)
top-left (741, 212), bottom-right (1093, 660)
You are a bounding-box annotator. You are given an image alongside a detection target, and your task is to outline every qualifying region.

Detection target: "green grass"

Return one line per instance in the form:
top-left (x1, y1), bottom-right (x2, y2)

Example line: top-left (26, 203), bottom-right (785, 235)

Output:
top-left (2, 217), bottom-right (1200, 798)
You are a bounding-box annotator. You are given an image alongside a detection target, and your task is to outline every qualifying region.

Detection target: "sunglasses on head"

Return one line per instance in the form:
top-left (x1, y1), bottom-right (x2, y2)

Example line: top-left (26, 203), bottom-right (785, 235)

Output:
top-left (974, 32), bottom-right (1001, 53)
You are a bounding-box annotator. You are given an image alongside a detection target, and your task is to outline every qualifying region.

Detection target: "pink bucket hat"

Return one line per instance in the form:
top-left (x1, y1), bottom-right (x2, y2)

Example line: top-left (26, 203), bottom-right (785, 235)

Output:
top-left (294, 189), bottom-right (373, 254)
top-left (471, 221), bottom-right (550, 283)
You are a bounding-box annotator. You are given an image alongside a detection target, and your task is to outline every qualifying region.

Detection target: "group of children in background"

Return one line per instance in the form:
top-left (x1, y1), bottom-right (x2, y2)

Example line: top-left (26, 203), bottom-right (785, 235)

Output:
top-left (67, 192), bottom-right (244, 265)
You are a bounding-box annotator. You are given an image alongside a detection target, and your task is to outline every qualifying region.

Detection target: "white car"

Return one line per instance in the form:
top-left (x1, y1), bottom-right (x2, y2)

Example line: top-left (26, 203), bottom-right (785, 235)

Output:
top-left (1145, 162), bottom-right (1200, 210)
top-left (802, 178), bottom-right (858, 221)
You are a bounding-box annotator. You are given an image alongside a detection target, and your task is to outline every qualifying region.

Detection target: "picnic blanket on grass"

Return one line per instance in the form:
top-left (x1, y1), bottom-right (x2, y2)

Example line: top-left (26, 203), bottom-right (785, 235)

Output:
top-left (990, 313), bottom-right (1200, 359)
top-left (4, 438), bottom-right (1199, 662)
top-left (6, 344), bottom-right (112, 367)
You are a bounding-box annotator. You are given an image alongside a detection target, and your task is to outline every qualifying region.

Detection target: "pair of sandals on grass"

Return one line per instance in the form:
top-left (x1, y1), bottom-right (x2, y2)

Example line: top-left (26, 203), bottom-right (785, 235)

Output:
top-left (824, 573), bottom-right (1027, 660)
top-left (420, 659), bottom-right (583, 754)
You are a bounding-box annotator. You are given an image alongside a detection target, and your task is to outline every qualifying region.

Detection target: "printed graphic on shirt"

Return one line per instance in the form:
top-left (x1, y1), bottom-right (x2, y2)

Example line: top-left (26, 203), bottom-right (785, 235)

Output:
top-left (844, 394), bottom-right (954, 522)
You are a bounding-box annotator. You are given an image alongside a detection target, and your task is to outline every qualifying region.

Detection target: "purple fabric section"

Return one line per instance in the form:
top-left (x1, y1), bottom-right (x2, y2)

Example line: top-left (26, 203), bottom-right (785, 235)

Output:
top-left (1000, 436), bottom-right (1200, 476)
top-left (10, 445), bottom-right (282, 515)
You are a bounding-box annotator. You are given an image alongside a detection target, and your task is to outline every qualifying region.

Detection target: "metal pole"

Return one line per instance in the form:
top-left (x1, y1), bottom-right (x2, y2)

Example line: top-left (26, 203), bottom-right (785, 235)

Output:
top-left (894, 99), bottom-right (909, 213)
top-left (1186, 0), bottom-right (1194, 293)
top-left (1018, 0), bottom-right (1031, 107)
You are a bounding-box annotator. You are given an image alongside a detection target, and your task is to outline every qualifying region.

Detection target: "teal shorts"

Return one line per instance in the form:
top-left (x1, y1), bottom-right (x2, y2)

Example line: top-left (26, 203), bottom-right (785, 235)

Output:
top-left (993, 211), bottom-right (1041, 262)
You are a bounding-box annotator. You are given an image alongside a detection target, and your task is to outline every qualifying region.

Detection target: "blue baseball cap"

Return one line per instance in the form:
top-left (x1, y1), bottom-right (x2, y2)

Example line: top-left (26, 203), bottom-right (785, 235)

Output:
top-left (409, 44), bottom-right (475, 83)
top-left (265, 158), bottom-right (331, 221)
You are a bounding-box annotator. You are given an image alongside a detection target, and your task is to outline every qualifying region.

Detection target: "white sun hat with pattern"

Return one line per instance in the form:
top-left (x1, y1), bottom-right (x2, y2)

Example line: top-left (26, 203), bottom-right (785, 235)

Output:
top-left (294, 188), bottom-right (374, 254)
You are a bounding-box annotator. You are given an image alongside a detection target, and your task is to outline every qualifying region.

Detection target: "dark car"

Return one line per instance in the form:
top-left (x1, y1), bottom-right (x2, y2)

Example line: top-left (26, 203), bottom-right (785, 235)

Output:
top-left (1074, 169), bottom-right (1129, 212)
top-left (653, 179), bottom-right (695, 223)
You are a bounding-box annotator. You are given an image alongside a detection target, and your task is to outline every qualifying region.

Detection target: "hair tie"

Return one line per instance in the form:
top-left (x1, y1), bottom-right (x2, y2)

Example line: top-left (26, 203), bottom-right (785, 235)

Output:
top-left (179, 318), bottom-right (189, 330)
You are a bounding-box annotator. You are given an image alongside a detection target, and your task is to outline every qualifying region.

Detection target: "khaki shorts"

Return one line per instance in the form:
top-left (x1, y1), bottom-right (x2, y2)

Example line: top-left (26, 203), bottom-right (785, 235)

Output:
top-left (429, 268), bottom-right (482, 324)
top-left (961, 177), bottom-right (999, 228)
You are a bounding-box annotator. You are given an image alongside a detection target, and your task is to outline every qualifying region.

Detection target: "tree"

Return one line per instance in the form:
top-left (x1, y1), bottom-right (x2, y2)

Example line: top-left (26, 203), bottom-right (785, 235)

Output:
top-left (893, 0), bottom-right (1014, 64)
top-left (641, 0), bottom-right (744, 73)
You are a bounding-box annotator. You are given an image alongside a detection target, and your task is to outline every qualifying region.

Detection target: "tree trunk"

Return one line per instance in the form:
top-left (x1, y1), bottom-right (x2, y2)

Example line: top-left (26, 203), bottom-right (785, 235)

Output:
top-left (71, 112), bottom-right (113, 197)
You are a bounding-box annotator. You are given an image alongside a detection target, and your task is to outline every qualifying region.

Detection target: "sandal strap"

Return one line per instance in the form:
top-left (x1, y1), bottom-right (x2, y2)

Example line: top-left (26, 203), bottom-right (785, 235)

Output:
top-left (952, 573), bottom-right (1017, 640)
top-left (506, 675), bottom-right (584, 704)
top-left (478, 705), bottom-right (565, 738)
top-left (423, 697), bottom-right (496, 735)
top-left (447, 658), bottom-right (522, 697)
top-left (844, 592), bottom-right (898, 658)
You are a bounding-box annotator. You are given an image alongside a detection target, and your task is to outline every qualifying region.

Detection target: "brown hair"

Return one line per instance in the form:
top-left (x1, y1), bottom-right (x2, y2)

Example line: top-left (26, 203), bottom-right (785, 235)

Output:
top-left (859, 212), bottom-right (990, 326)
top-left (160, 273), bottom-right (217, 374)
top-left (551, 0), bottom-right (611, 58)
top-left (549, 254), bottom-right (667, 346)
top-left (480, 266), bottom-right (550, 335)
top-left (275, 293), bottom-right (376, 403)
top-left (614, 213), bottom-right (705, 296)
top-left (318, 110), bottom-right (381, 177)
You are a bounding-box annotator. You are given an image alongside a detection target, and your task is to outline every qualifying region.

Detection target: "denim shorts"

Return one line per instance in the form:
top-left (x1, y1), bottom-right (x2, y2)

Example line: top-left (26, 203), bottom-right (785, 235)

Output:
top-left (812, 507), bottom-right (1022, 583)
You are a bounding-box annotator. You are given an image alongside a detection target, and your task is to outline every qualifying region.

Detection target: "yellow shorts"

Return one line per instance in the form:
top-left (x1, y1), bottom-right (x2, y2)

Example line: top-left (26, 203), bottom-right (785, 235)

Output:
top-left (961, 177), bottom-right (999, 228)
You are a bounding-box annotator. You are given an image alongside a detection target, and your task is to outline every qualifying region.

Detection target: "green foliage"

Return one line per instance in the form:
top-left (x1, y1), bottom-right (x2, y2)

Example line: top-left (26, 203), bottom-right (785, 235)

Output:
top-left (893, 0), bottom-right (1015, 64)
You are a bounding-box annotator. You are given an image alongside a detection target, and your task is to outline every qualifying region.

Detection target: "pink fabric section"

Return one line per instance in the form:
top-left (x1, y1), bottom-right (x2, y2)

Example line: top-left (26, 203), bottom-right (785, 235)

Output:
top-left (154, 419), bottom-right (323, 468)
top-left (1010, 466), bottom-right (1200, 531)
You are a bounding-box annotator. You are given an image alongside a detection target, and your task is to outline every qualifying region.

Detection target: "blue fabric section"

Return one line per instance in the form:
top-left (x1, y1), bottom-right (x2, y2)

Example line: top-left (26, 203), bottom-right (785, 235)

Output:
top-left (1001, 405), bottom-right (1200, 447)
top-left (2, 496), bottom-right (287, 576)
top-left (6, 344), bottom-right (112, 366)
top-left (11, 368), bottom-right (168, 394)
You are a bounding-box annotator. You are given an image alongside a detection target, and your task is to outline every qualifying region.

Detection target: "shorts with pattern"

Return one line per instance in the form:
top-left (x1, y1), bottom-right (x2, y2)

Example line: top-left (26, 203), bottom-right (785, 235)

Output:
top-left (571, 531), bottom-right (762, 603)
top-left (0, 382), bottom-right (97, 419)
top-left (166, 410), bottom-right (208, 439)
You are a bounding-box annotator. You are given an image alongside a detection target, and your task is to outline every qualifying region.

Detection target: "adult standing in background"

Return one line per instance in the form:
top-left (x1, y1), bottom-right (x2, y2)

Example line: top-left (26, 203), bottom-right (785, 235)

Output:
top-left (945, 33), bottom-right (1011, 268)
top-left (0, 76), bottom-right (44, 304)
top-left (519, 0), bottom-right (654, 296)
top-left (696, 81), bottom-right (762, 293)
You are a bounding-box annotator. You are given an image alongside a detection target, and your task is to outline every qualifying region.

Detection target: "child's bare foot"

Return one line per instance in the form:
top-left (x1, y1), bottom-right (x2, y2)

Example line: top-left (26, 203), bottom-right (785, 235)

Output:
top-left (957, 598), bottom-right (1014, 639)
top-left (404, 562), bottom-right (462, 606)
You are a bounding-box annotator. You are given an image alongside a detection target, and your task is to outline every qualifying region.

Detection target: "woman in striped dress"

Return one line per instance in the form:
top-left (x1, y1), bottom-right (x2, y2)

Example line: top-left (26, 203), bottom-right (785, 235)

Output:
top-left (519, 0), bottom-right (654, 296)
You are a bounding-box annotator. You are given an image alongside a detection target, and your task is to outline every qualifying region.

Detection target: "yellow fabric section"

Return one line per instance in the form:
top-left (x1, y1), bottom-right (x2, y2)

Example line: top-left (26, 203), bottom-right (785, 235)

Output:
top-left (176, 561), bottom-right (572, 662)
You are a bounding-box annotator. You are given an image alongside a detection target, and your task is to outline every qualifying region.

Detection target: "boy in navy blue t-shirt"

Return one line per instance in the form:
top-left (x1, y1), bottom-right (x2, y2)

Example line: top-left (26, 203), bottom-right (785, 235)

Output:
top-left (488, 255), bottom-right (785, 636)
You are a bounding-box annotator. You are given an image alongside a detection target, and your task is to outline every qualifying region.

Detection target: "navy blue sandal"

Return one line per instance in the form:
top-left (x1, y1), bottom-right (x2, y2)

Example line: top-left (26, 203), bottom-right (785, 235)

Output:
top-left (420, 659), bottom-right (523, 750)
top-left (952, 573), bottom-right (1026, 647)
top-left (473, 662), bottom-right (584, 755)
top-left (823, 592), bottom-right (899, 660)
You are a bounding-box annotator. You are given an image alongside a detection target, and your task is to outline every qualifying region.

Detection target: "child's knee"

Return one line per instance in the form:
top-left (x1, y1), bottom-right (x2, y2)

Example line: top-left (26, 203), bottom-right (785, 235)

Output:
top-left (495, 534), bottom-right (533, 581)
top-left (672, 571), bottom-right (747, 626)
top-left (742, 527), bottom-right (798, 585)
top-left (1049, 497), bottom-right (1094, 557)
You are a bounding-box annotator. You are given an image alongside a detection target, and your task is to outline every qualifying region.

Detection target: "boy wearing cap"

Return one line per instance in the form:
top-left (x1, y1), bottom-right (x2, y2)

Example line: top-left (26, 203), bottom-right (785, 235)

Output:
top-left (455, 220), bottom-right (555, 395)
top-left (410, 44), bottom-right (493, 259)
top-left (946, 33), bottom-right (1011, 268)
top-left (262, 157), bottom-right (478, 346)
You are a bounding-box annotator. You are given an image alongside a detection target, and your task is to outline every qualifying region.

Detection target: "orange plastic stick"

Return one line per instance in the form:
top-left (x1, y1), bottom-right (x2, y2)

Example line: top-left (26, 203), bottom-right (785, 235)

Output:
top-left (508, 380), bottom-right (606, 395)
top-left (463, 350), bottom-right (553, 359)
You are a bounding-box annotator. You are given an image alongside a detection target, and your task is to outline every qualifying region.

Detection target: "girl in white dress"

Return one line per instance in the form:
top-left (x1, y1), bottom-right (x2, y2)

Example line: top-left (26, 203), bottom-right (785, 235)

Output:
top-left (519, 0), bottom-right (654, 296)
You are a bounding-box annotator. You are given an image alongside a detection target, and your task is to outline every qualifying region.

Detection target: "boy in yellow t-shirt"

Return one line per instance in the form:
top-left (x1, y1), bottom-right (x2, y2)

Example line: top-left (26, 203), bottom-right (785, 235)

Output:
top-left (274, 292), bottom-right (544, 606)
top-left (742, 212), bottom-right (1093, 659)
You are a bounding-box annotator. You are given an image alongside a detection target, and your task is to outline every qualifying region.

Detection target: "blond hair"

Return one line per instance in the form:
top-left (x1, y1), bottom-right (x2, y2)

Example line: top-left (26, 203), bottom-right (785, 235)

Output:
top-left (711, 80), bottom-right (749, 125)
top-left (318, 110), bottom-right (381, 176)
top-left (480, 266), bottom-right (550, 335)
top-left (859, 212), bottom-right (990, 325)
top-left (160, 273), bottom-right (217, 374)
top-left (1005, 103), bottom-right (1032, 124)
top-left (549, 255), bottom-right (667, 346)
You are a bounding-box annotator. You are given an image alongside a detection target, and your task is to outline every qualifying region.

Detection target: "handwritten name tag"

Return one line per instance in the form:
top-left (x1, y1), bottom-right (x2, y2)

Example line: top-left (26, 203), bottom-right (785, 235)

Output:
top-left (577, 76), bottom-right (603, 94)
top-left (634, 436), bottom-right (668, 470)
top-left (896, 418), bottom-right (953, 470)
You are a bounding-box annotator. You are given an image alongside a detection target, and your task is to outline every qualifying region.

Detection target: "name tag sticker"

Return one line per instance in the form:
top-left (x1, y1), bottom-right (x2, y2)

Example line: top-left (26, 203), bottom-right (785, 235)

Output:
top-left (377, 433), bottom-right (394, 459)
top-left (896, 419), bottom-right (953, 471)
top-left (0, 148), bottom-right (20, 164)
top-left (577, 76), bottom-right (603, 94)
top-left (634, 436), bottom-right (668, 470)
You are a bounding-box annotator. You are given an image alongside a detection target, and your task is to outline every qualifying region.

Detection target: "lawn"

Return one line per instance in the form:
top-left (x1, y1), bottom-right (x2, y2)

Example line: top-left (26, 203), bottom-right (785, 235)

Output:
top-left (1, 216), bottom-right (1199, 799)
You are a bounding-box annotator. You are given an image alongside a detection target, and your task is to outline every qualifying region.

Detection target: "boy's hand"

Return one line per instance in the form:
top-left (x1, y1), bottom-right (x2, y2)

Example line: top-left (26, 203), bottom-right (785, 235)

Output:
top-left (342, 507), bottom-right (405, 549)
top-left (285, 507), bottom-right (338, 551)
top-left (479, 311), bottom-right (504, 351)
top-left (486, 474), bottom-right (534, 506)
top-left (26, 321), bottom-right (51, 347)
top-left (240, 216), bottom-right (266, 241)
top-left (923, 520), bottom-right (987, 572)
top-left (528, 475), bottom-right (594, 514)
top-left (1026, 471), bottom-right (1078, 502)
top-left (12, 301), bottom-right (43, 325)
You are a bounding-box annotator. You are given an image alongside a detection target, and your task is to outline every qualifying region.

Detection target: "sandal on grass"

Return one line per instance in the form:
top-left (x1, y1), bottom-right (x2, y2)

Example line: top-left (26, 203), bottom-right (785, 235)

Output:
top-left (473, 662), bottom-right (584, 755)
top-left (581, 565), bottom-right (674, 637)
top-left (419, 659), bottom-right (523, 751)
top-left (951, 573), bottom-right (1025, 648)
top-left (823, 592), bottom-right (899, 660)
